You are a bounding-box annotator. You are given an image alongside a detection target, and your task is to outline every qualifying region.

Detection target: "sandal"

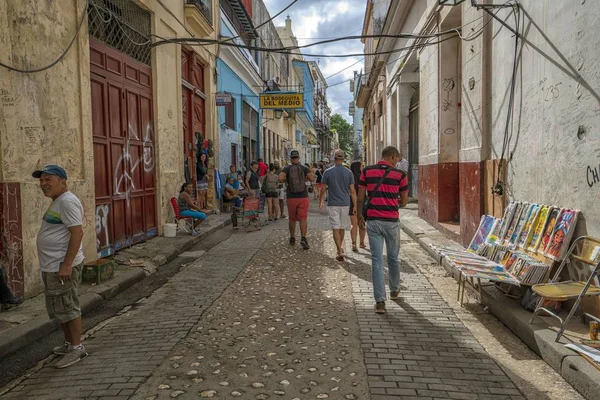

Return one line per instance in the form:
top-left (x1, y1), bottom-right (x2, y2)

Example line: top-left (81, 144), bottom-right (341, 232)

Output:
top-left (352, 242), bottom-right (359, 253)
top-left (360, 242), bottom-right (367, 249)
top-left (336, 255), bottom-right (345, 262)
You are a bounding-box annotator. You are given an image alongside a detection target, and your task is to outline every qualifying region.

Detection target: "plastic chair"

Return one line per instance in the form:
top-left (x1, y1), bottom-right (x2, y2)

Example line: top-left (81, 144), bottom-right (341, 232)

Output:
top-left (529, 236), bottom-right (600, 342)
top-left (170, 197), bottom-right (199, 235)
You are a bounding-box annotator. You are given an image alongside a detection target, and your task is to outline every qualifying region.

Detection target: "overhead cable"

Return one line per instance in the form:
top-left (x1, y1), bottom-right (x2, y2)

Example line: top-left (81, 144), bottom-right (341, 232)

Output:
top-left (0, 1), bottom-right (88, 73)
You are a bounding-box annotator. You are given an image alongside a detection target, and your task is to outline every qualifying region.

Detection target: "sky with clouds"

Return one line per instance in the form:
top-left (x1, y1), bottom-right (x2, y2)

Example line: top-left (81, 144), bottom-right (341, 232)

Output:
top-left (263, 0), bottom-right (366, 122)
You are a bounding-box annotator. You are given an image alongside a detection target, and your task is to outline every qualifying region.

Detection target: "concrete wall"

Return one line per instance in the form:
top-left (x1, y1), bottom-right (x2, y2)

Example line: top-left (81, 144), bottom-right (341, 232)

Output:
top-left (487, 0), bottom-right (600, 237)
top-left (0, 0), bottom-right (95, 297)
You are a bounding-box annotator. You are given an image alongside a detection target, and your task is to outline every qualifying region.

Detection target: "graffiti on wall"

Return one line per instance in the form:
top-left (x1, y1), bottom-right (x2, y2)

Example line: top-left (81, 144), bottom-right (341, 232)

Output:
top-left (442, 77), bottom-right (455, 112)
top-left (587, 163), bottom-right (600, 188)
top-left (95, 204), bottom-right (111, 258)
top-left (1, 184), bottom-right (24, 298)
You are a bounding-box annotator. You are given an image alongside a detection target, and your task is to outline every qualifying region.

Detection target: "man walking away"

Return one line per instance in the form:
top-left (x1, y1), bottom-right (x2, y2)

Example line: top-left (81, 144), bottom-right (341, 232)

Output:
top-left (279, 150), bottom-right (315, 249)
top-left (357, 147), bottom-right (408, 314)
top-left (33, 165), bottom-right (88, 367)
top-left (319, 150), bottom-right (356, 261)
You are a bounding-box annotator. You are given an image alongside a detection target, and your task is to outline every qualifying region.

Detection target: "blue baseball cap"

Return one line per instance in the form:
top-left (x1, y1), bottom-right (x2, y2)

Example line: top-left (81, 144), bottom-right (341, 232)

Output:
top-left (32, 165), bottom-right (68, 179)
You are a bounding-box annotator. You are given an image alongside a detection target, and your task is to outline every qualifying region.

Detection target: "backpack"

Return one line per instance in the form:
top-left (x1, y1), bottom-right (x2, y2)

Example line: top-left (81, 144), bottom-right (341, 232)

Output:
top-left (287, 164), bottom-right (306, 193)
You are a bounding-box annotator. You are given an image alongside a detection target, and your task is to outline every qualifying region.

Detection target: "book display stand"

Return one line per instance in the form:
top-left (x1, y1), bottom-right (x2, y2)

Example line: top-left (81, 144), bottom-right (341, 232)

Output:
top-left (432, 201), bottom-right (581, 306)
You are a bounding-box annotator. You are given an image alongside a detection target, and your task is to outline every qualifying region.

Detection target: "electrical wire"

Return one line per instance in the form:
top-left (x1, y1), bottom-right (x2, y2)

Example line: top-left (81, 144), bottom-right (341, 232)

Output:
top-left (0, 1), bottom-right (88, 73)
top-left (324, 58), bottom-right (365, 81)
top-left (496, 3), bottom-right (520, 190)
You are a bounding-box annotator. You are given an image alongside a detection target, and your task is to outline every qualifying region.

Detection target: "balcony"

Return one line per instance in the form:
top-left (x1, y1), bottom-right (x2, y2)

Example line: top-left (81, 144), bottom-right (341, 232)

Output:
top-left (185, 0), bottom-right (214, 37)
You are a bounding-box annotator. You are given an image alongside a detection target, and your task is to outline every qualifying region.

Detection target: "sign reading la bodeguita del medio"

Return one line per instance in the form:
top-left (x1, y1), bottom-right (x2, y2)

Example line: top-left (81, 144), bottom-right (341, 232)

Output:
top-left (260, 93), bottom-right (303, 109)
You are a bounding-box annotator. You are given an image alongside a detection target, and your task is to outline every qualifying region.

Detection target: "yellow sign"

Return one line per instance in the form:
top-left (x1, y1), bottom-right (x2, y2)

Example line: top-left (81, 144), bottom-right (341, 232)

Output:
top-left (260, 93), bottom-right (303, 109)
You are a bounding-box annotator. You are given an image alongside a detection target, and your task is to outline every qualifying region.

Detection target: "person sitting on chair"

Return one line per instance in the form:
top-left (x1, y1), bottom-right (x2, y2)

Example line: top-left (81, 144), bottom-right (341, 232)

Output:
top-left (178, 183), bottom-right (206, 228)
top-left (224, 176), bottom-right (242, 208)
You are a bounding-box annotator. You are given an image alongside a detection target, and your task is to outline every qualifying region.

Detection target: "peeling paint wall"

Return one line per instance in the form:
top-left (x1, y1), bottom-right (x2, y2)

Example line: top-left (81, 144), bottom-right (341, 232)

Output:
top-left (0, 1), bottom-right (95, 297)
top-left (488, 0), bottom-right (600, 237)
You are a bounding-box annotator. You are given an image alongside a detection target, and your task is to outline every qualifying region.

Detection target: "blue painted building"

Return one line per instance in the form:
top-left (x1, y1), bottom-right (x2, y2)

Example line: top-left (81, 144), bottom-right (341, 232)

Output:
top-left (216, 1), bottom-right (263, 174)
top-left (292, 60), bottom-right (315, 162)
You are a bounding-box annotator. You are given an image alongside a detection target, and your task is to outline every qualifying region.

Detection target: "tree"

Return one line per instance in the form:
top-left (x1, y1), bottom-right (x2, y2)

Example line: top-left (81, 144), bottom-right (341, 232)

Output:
top-left (330, 114), bottom-right (352, 154)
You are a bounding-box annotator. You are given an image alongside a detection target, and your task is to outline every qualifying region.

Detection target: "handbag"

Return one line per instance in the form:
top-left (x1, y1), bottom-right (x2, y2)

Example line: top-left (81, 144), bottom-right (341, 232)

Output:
top-left (362, 167), bottom-right (391, 220)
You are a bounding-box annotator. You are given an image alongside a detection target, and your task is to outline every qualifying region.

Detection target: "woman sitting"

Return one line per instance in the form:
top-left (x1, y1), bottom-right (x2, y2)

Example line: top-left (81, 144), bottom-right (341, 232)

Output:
top-left (178, 182), bottom-right (207, 228)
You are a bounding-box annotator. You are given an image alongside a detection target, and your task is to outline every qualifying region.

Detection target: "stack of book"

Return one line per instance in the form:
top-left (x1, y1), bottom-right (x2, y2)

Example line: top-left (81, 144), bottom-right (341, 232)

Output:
top-left (503, 251), bottom-right (550, 285)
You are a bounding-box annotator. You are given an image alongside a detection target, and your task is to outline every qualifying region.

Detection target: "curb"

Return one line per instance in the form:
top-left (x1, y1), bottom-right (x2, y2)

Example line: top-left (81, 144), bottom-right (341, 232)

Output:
top-left (399, 219), bottom-right (600, 400)
top-left (0, 217), bottom-right (232, 361)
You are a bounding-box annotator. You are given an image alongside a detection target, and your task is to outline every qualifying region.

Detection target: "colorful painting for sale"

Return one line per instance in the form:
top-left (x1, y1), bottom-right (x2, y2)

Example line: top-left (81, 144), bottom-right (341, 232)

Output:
top-left (498, 201), bottom-right (519, 241)
top-left (527, 206), bottom-right (552, 252)
top-left (486, 218), bottom-right (502, 244)
top-left (537, 208), bottom-right (562, 256)
top-left (518, 204), bottom-right (540, 248)
top-left (505, 202), bottom-right (527, 245)
top-left (544, 209), bottom-right (579, 260)
top-left (468, 215), bottom-right (497, 252)
top-left (510, 203), bottom-right (534, 245)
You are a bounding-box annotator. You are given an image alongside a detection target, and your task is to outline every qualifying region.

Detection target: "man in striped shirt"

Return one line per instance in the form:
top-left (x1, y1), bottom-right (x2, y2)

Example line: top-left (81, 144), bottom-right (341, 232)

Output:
top-left (357, 146), bottom-right (409, 314)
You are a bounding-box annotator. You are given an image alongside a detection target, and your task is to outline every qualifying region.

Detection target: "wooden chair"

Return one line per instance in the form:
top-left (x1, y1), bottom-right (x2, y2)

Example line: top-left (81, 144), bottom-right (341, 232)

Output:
top-left (529, 236), bottom-right (600, 342)
top-left (170, 197), bottom-right (199, 235)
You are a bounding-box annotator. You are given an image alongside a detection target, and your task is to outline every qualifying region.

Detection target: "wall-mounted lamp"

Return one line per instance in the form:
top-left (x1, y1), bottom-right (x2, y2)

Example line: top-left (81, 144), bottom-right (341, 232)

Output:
top-left (274, 109), bottom-right (284, 119)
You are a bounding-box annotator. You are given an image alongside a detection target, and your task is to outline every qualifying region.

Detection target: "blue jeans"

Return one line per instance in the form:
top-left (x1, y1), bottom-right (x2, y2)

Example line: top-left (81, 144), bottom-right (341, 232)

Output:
top-left (180, 210), bottom-right (206, 220)
top-left (366, 220), bottom-right (400, 302)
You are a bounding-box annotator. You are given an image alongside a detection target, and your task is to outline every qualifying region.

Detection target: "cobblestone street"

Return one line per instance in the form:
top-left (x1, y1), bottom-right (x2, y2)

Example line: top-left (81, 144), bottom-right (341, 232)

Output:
top-left (0, 203), bottom-right (581, 399)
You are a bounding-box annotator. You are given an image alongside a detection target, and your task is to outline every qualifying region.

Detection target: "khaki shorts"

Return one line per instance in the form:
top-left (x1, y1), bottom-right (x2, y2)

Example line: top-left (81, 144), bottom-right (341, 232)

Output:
top-left (42, 263), bottom-right (83, 323)
top-left (328, 206), bottom-right (351, 230)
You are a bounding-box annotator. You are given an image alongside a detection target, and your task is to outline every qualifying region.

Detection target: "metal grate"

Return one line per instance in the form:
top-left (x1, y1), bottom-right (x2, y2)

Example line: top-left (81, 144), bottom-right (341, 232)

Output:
top-left (88, 0), bottom-right (152, 65)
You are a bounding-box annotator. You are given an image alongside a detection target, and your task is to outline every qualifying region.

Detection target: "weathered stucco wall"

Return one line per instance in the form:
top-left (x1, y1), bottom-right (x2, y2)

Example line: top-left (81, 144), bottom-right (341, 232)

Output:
top-left (0, 0), bottom-right (95, 297)
top-left (489, 0), bottom-right (600, 237)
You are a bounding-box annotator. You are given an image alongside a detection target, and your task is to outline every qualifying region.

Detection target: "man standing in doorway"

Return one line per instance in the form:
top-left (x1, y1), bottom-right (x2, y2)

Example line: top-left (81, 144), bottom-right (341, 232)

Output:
top-left (279, 150), bottom-right (315, 249)
top-left (357, 147), bottom-right (409, 314)
top-left (33, 165), bottom-right (88, 367)
top-left (246, 161), bottom-right (261, 197)
top-left (319, 150), bottom-right (356, 261)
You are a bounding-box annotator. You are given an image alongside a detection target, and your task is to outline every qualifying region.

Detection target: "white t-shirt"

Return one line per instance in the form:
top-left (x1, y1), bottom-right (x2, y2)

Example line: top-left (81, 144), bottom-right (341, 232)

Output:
top-left (37, 191), bottom-right (85, 272)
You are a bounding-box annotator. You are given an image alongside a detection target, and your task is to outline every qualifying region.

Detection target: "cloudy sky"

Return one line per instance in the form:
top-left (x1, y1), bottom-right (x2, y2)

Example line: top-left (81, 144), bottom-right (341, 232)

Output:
top-left (263, 0), bottom-right (366, 122)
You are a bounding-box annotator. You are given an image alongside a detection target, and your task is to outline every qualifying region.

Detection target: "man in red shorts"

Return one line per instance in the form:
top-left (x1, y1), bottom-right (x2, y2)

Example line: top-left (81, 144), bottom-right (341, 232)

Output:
top-left (279, 150), bottom-right (315, 249)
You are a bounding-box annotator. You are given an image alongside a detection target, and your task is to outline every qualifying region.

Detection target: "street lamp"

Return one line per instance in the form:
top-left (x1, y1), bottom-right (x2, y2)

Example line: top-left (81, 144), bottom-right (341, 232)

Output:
top-left (438, 0), bottom-right (466, 5)
top-left (274, 109), bottom-right (283, 119)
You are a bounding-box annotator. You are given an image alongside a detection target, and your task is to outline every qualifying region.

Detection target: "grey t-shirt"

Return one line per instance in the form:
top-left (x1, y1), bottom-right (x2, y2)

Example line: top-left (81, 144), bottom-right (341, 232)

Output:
top-left (37, 191), bottom-right (85, 273)
top-left (322, 164), bottom-right (354, 207)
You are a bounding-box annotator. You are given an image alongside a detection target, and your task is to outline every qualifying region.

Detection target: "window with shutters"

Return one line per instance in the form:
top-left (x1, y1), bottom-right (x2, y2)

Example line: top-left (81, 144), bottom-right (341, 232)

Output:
top-left (224, 97), bottom-right (236, 129)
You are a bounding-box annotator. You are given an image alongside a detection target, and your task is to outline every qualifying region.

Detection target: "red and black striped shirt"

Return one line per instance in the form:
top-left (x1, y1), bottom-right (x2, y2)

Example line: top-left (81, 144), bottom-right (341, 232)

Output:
top-left (359, 161), bottom-right (408, 221)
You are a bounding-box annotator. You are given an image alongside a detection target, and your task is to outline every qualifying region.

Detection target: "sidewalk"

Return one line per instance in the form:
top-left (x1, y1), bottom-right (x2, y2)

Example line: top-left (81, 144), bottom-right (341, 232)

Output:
top-left (0, 213), bottom-right (232, 361)
top-left (399, 203), bottom-right (600, 400)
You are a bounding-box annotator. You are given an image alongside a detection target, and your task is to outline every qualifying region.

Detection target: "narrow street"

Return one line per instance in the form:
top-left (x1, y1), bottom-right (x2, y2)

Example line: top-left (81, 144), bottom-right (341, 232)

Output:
top-left (0, 202), bottom-right (582, 400)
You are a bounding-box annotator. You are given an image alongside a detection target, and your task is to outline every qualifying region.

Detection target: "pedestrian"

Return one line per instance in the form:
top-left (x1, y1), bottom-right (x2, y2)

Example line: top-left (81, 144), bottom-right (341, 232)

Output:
top-left (245, 161), bottom-right (261, 197)
top-left (274, 161), bottom-right (287, 219)
top-left (350, 160), bottom-right (367, 252)
top-left (33, 165), bottom-right (88, 368)
top-left (262, 163), bottom-right (280, 221)
top-left (314, 163), bottom-right (324, 200)
top-left (196, 153), bottom-right (209, 210)
top-left (357, 147), bottom-right (409, 314)
top-left (279, 150), bottom-right (315, 249)
top-left (0, 266), bottom-right (23, 305)
top-left (319, 150), bottom-right (356, 261)
top-left (257, 158), bottom-right (268, 177)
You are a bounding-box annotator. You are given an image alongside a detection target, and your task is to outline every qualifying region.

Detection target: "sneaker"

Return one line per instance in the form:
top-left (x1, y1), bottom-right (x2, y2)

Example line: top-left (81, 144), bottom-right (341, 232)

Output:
top-left (289, 237), bottom-right (296, 245)
top-left (2, 297), bottom-right (24, 305)
top-left (300, 237), bottom-right (310, 250)
top-left (56, 346), bottom-right (88, 369)
top-left (53, 341), bottom-right (71, 356)
top-left (390, 291), bottom-right (401, 300)
top-left (375, 302), bottom-right (386, 314)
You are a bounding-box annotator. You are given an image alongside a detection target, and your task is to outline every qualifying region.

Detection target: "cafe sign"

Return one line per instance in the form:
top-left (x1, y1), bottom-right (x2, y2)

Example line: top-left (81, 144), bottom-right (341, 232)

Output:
top-left (260, 92), bottom-right (303, 109)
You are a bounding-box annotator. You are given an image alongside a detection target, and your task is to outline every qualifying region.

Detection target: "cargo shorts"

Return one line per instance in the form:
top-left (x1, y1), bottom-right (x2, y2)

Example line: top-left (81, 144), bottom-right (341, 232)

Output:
top-left (42, 263), bottom-right (83, 323)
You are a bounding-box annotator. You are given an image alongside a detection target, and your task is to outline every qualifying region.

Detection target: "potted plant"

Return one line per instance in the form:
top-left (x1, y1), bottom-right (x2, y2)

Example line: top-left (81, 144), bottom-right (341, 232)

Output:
top-left (207, 139), bottom-right (215, 157)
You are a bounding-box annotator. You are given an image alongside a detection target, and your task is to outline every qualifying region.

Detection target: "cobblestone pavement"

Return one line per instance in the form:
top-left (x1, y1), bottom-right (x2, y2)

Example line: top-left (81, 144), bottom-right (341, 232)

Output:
top-left (0, 202), bottom-right (579, 399)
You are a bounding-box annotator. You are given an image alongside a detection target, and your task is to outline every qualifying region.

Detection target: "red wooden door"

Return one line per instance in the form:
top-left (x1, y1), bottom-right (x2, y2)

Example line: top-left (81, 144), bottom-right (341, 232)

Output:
top-left (182, 50), bottom-right (206, 188)
top-left (90, 39), bottom-right (156, 257)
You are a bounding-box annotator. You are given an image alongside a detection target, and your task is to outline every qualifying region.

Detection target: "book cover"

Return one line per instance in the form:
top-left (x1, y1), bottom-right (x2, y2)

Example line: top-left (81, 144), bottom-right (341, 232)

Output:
top-left (527, 205), bottom-right (551, 252)
top-left (544, 209), bottom-right (580, 260)
top-left (468, 215), bottom-right (497, 253)
top-left (537, 208), bottom-right (562, 256)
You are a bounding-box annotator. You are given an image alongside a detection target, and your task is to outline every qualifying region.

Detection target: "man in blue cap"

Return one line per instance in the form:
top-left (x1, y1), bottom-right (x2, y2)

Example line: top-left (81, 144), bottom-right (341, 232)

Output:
top-left (33, 165), bottom-right (87, 368)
